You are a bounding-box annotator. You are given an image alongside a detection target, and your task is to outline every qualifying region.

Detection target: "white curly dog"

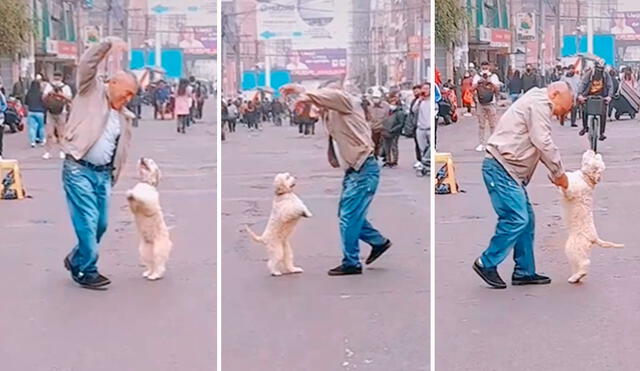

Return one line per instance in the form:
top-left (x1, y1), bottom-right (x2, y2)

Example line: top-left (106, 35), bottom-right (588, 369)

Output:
top-left (126, 157), bottom-right (173, 280)
top-left (560, 150), bottom-right (623, 284)
top-left (246, 172), bottom-right (312, 276)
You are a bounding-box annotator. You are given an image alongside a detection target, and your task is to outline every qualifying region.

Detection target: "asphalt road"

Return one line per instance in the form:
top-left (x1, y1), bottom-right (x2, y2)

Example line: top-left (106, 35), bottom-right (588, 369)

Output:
top-left (436, 108), bottom-right (640, 371)
top-left (221, 120), bottom-right (430, 370)
top-left (0, 99), bottom-right (216, 371)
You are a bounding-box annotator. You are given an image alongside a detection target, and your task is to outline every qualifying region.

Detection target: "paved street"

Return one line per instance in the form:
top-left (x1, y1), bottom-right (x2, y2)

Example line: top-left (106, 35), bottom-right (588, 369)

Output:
top-left (436, 109), bottom-right (640, 370)
top-left (0, 100), bottom-right (216, 371)
top-left (221, 120), bottom-right (429, 370)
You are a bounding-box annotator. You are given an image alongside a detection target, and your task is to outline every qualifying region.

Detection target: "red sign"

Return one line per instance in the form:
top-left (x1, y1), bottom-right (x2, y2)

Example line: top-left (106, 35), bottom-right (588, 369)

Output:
top-left (46, 39), bottom-right (78, 60)
top-left (490, 29), bottom-right (512, 48)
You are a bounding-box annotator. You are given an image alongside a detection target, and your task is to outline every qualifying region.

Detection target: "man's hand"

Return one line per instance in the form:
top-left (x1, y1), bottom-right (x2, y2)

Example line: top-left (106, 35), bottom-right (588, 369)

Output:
top-left (280, 83), bottom-right (305, 97)
top-left (605, 96), bottom-right (612, 104)
top-left (577, 95), bottom-right (586, 104)
top-left (551, 173), bottom-right (569, 189)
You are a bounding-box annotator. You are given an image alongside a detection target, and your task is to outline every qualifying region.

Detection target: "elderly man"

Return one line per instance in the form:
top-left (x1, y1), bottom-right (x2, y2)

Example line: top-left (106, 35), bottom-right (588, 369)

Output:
top-left (61, 37), bottom-right (138, 289)
top-left (473, 81), bottom-right (573, 289)
top-left (281, 82), bottom-right (391, 276)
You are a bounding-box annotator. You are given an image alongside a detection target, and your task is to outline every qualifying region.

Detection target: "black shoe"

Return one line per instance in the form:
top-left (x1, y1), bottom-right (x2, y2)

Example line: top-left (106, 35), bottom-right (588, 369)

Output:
top-left (599, 135), bottom-right (606, 141)
top-left (328, 264), bottom-right (362, 276)
top-left (64, 254), bottom-right (72, 271)
top-left (512, 273), bottom-right (551, 286)
top-left (579, 128), bottom-right (588, 136)
top-left (72, 272), bottom-right (111, 290)
top-left (571, 123), bottom-right (578, 127)
top-left (366, 239), bottom-right (392, 265)
top-left (472, 259), bottom-right (507, 289)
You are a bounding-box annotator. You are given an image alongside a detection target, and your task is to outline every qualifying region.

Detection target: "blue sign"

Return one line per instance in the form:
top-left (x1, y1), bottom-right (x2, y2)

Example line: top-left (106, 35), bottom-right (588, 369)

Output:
top-left (562, 34), bottom-right (616, 66)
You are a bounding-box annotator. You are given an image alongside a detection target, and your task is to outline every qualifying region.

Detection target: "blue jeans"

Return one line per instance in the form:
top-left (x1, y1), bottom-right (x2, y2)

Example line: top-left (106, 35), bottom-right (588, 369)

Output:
top-left (28, 112), bottom-right (45, 144)
top-left (481, 158), bottom-right (536, 277)
top-left (62, 159), bottom-right (112, 277)
top-left (339, 157), bottom-right (387, 267)
top-left (509, 93), bottom-right (521, 103)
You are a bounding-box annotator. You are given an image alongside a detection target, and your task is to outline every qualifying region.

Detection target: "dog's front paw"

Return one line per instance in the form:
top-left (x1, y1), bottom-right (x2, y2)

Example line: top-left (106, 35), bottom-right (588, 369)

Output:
top-left (568, 273), bottom-right (586, 284)
top-left (270, 271), bottom-right (283, 277)
top-left (146, 272), bottom-right (164, 280)
top-left (304, 211), bottom-right (313, 218)
top-left (290, 266), bottom-right (304, 274)
top-left (142, 270), bottom-right (151, 278)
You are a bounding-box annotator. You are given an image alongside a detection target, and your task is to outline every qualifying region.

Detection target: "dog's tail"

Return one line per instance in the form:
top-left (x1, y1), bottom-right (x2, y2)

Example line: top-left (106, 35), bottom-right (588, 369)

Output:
top-left (595, 238), bottom-right (624, 248)
top-left (245, 225), bottom-right (264, 244)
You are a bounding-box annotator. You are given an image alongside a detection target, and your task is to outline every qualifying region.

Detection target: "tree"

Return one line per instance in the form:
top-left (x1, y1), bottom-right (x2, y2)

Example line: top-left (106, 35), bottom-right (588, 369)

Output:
top-left (435, 0), bottom-right (467, 47)
top-left (0, 0), bottom-right (33, 57)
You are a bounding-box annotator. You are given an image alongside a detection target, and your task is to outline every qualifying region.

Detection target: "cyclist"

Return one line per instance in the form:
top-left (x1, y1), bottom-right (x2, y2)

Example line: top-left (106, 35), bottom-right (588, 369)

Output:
top-left (577, 62), bottom-right (614, 141)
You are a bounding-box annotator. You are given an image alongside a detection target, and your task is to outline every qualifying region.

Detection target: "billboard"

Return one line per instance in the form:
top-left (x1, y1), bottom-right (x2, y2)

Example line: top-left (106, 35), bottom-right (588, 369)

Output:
top-left (611, 12), bottom-right (640, 40)
top-left (256, 0), bottom-right (348, 49)
top-left (516, 12), bottom-right (536, 42)
top-left (178, 26), bottom-right (216, 56)
top-left (287, 48), bottom-right (347, 78)
top-left (148, 0), bottom-right (215, 26)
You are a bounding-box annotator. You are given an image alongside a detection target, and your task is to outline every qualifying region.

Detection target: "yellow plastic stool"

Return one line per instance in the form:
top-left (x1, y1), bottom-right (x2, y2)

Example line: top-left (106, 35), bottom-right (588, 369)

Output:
top-left (434, 152), bottom-right (459, 194)
top-left (0, 159), bottom-right (26, 200)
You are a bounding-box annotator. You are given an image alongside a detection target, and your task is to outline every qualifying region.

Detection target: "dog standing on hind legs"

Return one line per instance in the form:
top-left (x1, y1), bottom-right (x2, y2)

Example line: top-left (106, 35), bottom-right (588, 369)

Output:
top-left (126, 157), bottom-right (173, 280)
top-left (560, 150), bottom-right (623, 284)
top-left (246, 172), bottom-right (312, 276)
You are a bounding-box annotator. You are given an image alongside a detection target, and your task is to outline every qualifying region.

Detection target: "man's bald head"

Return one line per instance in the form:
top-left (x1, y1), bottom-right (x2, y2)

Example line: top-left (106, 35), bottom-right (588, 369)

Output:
top-left (547, 81), bottom-right (574, 117)
top-left (108, 70), bottom-right (139, 110)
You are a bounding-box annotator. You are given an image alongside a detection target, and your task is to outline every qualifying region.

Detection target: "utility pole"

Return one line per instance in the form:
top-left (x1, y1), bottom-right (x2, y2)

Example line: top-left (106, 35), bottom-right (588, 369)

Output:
top-left (555, 0), bottom-right (561, 60)
top-left (587, 0), bottom-right (594, 54)
top-left (537, 0), bottom-right (546, 71)
top-left (419, 1), bottom-right (425, 82)
top-left (123, 0), bottom-right (130, 67)
top-left (106, 0), bottom-right (113, 36)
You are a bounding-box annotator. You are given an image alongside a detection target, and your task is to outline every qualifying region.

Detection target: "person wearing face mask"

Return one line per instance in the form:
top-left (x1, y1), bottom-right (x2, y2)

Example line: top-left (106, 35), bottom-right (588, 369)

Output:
top-left (607, 68), bottom-right (620, 119)
top-left (522, 64), bottom-right (539, 93)
top-left (577, 62), bottom-right (614, 140)
top-left (560, 65), bottom-right (581, 127)
top-left (381, 92), bottom-right (405, 168)
top-left (472, 81), bottom-right (572, 289)
top-left (472, 61), bottom-right (501, 152)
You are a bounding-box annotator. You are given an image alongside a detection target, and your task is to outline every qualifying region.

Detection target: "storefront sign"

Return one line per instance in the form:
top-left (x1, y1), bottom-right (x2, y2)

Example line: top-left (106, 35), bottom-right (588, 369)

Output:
top-left (46, 39), bottom-right (78, 60)
top-left (491, 29), bottom-right (512, 48)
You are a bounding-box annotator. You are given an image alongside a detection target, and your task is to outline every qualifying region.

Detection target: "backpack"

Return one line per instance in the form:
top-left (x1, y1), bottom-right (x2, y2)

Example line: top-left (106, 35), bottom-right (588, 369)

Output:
top-left (43, 85), bottom-right (68, 115)
top-left (476, 80), bottom-right (495, 105)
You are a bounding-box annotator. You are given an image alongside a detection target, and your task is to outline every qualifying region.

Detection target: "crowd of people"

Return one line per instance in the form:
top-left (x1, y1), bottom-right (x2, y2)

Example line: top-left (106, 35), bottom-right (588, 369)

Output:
top-left (439, 59), bottom-right (640, 152)
top-left (0, 72), bottom-right (210, 160)
top-left (221, 81), bottom-right (432, 177)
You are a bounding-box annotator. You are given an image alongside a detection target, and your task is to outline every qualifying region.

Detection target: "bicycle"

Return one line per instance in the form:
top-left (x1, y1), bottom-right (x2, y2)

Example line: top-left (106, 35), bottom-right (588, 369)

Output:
top-left (584, 96), bottom-right (605, 152)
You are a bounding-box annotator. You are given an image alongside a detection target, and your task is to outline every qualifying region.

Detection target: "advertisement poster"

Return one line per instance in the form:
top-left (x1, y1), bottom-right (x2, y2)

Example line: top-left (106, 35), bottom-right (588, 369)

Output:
top-left (612, 12), bottom-right (640, 40)
top-left (287, 48), bottom-right (347, 79)
top-left (516, 12), bottom-right (536, 42)
top-left (179, 26), bottom-right (216, 56)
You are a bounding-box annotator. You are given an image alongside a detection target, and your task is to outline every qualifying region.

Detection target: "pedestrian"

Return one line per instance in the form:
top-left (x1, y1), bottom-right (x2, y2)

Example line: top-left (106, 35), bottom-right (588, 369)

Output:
top-left (461, 72), bottom-right (474, 117)
top-left (472, 81), bottom-right (572, 289)
top-left (245, 100), bottom-right (258, 130)
top-left (281, 82), bottom-right (392, 276)
top-left (415, 82), bottom-right (431, 176)
top-left (154, 80), bottom-right (170, 120)
top-left (174, 78), bottom-right (192, 134)
top-left (271, 98), bottom-right (284, 126)
top-left (607, 68), bottom-right (620, 119)
top-left (0, 88), bottom-right (7, 160)
top-left (42, 71), bottom-right (73, 160)
top-left (407, 84), bottom-right (422, 166)
top-left (60, 37), bottom-right (138, 289)
top-left (381, 92), bottom-right (405, 168)
top-left (522, 64), bottom-right (540, 93)
top-left (227, 99), bottom-right (238, 132)
top-left (24, 80), bottom-right (46, 148)
top-left (369, 91), bottom-right (389, 158)
top-left (560, 65), bottom-right (581, 127)
top-left (195, 81), bottom-right (208, 119)
top-left (12, 76), bottom-right (28, 103)
top-left (507, 69), bottom-right (523, 102)
top-left (472, 62), bottom-right (501, 152)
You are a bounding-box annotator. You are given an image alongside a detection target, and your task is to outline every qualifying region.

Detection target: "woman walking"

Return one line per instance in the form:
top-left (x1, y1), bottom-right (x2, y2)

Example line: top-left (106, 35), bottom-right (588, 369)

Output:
top-left (174, 78), bottom-right (192, 134)
top-left (24, 80), bottom-right (46, 148)
top-left (507, 70), bottom-right (523, 102)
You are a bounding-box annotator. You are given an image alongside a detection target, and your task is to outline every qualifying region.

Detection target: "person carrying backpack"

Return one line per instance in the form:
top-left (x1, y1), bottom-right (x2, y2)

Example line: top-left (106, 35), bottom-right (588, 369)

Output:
top-left (42, 72), bottom-right (73, 160)
top-left (472, 61), bottom-right (501, 152)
